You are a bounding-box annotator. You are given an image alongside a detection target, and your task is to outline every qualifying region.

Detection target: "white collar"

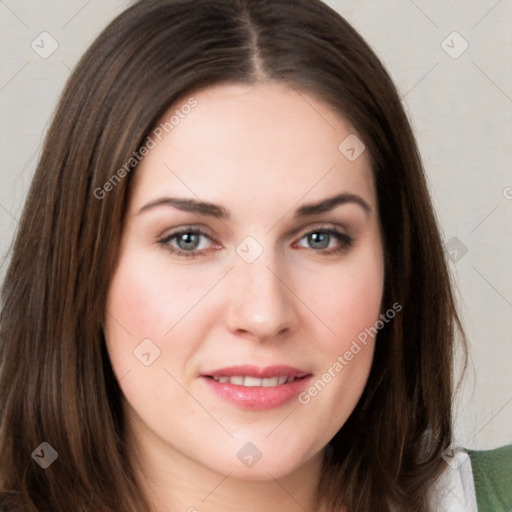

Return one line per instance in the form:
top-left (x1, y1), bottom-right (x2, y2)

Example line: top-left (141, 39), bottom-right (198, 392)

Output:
top-left (429, 449), bottom-right (478, 512)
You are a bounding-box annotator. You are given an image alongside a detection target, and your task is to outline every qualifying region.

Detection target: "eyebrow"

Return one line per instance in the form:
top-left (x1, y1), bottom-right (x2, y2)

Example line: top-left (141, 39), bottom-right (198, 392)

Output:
top-left (295, 192), bottom-right (371, 217)
top-left (137, 192), bottom-right (371, 219)
top-left (138, 196), bottom-right (228, 219)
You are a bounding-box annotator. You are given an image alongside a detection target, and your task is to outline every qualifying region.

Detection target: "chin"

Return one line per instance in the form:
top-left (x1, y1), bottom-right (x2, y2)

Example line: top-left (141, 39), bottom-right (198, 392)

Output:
top-left (201, 440), bottom-right (321, 481)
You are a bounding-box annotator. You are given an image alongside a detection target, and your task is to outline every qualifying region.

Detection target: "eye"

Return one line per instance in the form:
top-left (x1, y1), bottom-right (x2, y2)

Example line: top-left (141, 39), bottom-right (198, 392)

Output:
top-left (158, 228), bottom-right (218, 258)
top-left (295, 228), bottom-right (353, 254)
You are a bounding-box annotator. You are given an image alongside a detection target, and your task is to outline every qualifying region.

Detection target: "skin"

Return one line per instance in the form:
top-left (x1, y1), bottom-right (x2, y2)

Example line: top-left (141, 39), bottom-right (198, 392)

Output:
top-left (104, 81), bottom-right (384, 512)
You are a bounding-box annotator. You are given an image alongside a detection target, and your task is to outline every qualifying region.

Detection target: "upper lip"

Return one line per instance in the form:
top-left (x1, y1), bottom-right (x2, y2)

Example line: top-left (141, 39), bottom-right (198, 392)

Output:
top-left (202, 365), bottom-right (310, 379)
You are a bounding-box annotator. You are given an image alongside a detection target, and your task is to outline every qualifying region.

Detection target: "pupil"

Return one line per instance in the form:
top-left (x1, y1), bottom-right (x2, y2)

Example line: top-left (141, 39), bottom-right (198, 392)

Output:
top-left (178, 233), bottom-right (199, 250)
top-left (309, 232), bottom-right (329, 249)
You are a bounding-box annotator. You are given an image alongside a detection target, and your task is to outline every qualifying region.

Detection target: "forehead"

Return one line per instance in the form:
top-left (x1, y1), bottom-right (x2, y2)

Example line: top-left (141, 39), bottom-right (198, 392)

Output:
top-left (131, 82), bottom-right (375, 212)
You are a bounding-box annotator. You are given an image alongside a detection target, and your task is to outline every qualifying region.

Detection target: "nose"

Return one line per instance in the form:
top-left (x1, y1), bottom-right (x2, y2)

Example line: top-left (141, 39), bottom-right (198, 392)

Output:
top-left (224, 251), bottom-right (299, 342)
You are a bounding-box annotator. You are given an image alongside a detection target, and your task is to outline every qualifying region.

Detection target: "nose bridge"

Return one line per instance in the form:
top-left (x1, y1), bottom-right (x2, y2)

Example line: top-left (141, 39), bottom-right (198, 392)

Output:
top-left (239, 256), bottom-right (279, 302)
top-left (224, 241), bottom-right (297, 339)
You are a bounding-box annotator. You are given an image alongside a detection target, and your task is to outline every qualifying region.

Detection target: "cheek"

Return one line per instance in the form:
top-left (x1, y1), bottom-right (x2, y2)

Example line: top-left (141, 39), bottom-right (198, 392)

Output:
top-left (105, 251), bottom-right (206, 337)
top-left (105, 261), bottom-right (166, 346)
top-left (294, 253), bottom-right (383, 436)
top-left (104, 252), bottom-right (221, 379)
top-left (296, 250), bottom-right (384, 349)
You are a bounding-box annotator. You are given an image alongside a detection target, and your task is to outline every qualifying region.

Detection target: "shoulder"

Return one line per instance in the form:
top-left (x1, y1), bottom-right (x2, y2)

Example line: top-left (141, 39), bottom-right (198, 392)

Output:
top-left (431, 443), bottom-right (512, 512)
top-left (467, 444), bottom-right (512, 512)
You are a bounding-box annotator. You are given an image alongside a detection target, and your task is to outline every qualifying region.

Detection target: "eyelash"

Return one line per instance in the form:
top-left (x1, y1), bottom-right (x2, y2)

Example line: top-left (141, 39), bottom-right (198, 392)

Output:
top-left (157, 226), bottom-right (354, 259)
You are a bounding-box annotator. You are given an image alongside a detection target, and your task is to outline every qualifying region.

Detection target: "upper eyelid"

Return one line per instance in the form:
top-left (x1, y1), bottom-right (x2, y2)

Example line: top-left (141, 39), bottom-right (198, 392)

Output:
top-left (160, 222), bottom-right (348, 236)
top-left (159, 224), bottom-right (216, 240)
top-left (282, 222), bottom-right (351, 244)
top-left (159, 223), bottom-right (350, 248)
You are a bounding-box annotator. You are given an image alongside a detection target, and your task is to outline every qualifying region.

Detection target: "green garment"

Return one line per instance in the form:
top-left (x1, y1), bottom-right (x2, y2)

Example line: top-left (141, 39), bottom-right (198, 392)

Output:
top-left (468, 444), bottom-right (512, 512)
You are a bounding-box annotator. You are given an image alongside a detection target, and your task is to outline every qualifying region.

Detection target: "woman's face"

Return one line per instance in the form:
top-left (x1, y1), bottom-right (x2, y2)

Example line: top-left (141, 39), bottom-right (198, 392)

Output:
top-left (105, 82), bottom-right (384, 480)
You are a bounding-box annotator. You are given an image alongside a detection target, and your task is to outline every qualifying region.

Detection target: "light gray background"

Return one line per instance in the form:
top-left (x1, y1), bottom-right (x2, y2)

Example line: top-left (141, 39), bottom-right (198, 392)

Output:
top-left (0, 0), bottom-right (511, 450)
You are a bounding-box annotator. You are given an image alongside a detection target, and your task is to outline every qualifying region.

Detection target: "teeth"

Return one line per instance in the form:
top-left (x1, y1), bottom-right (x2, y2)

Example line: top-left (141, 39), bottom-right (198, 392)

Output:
top-left (262, 377), bottom-right (279, 387)
top-left (244, 376), bottom-right (262, 387)
top-left (211, 375), bottom-right (297, 387)
top-left (277, 376), bottom-right (287, 385)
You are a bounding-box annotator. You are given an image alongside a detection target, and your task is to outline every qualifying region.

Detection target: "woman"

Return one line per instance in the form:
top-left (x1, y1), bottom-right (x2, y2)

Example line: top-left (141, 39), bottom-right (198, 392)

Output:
top-left (0, 1), bottom-right (510, 511)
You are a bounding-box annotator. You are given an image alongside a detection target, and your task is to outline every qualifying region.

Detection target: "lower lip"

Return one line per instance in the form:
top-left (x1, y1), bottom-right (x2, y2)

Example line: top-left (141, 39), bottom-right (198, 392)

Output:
top-left (202, 376), bottom-right (311, 410)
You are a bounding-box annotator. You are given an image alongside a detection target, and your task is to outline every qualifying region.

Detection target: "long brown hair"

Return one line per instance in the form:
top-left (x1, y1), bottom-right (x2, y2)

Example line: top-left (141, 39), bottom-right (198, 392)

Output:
top-left (0, 1), bottom-right (465, 510)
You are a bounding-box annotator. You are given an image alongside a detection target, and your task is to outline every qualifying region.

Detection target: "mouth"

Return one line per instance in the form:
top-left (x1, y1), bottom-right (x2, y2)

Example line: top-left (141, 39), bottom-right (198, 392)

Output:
top-left (201, 365), bottom-right (312, 410)
top-left (206, 375), bottom-right (302, 386)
